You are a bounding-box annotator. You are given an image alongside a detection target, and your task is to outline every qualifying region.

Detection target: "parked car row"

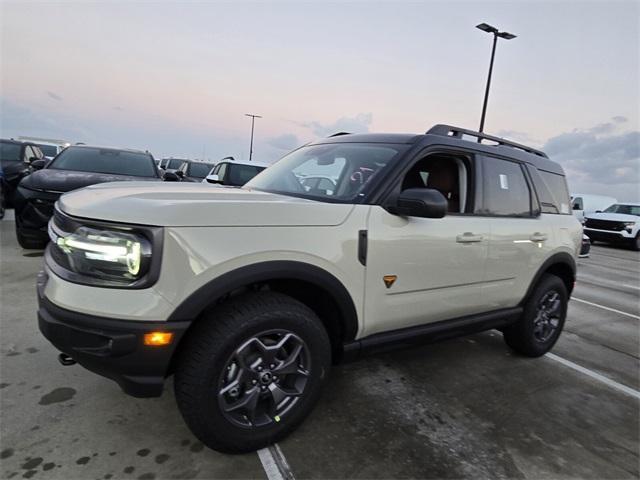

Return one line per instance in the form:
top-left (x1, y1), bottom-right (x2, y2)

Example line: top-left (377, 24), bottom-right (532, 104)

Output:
top-left (1, 138), bottom-right (272, 249)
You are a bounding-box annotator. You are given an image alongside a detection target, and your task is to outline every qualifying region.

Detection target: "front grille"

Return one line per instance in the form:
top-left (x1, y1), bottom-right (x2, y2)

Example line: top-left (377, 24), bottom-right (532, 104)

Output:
top-left (584, 219), bottom-right (626, 231)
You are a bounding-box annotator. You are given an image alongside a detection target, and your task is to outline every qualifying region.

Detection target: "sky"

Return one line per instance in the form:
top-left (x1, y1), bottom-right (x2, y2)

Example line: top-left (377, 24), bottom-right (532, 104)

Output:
top-left (1, 0), bottom-right (638, 200)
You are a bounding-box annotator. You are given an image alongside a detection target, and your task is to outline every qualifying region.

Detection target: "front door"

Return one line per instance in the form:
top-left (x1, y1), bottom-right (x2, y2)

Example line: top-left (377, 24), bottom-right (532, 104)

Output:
top-left (362, 152), bottom-right (490, 337)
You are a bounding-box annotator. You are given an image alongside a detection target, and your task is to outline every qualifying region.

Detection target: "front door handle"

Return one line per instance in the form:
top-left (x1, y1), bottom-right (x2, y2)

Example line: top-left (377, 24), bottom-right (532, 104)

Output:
top-left (530, 232), bottom-right (548, 242)
top-left (456, 232), bottom-right (484, 243)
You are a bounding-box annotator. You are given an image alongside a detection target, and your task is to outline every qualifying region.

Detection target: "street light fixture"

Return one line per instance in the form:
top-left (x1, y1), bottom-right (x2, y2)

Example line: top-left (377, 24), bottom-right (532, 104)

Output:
top-left (245, 113), bottom-right (262, 161)
top-left (476, 23), bottom-right (517, 132)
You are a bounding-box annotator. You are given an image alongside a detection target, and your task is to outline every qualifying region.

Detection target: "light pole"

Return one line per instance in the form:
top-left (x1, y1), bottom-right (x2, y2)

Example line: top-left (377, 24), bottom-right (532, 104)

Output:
top-left (476, 23), bottom-right (516, 133)
top-left (245, 113), bottom-right (262, 161)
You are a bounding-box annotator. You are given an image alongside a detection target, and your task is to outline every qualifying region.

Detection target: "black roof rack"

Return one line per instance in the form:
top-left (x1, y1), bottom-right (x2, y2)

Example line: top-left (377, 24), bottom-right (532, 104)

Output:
top-left (328, 132), bottom-right (351, 137)
top-left (426, 124), bottom-right (547, 158)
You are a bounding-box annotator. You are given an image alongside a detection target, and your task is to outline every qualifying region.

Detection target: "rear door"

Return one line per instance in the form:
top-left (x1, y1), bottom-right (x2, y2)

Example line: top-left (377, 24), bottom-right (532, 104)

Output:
top-left (479, 156), bottom-right (552, 308)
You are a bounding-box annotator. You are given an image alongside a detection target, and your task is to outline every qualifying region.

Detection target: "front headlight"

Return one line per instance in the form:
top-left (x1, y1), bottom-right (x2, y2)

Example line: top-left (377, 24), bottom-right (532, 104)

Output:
top-left (47, 208), bottom-right (161, 288)
top-left (56, 227), bottom-right (149, 280)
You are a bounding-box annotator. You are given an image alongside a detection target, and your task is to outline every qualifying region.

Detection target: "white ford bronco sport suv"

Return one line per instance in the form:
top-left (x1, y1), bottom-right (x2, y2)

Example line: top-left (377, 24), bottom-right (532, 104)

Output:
top-left (38, 125), bottom-right (581, 453)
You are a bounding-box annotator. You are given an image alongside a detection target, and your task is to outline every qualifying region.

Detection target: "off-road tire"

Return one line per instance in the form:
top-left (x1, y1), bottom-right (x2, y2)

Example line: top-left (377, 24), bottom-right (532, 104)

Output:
top-left (503, 273), bottom-right (568, 357)
top-left (174, 291), bottom-right (331, 453)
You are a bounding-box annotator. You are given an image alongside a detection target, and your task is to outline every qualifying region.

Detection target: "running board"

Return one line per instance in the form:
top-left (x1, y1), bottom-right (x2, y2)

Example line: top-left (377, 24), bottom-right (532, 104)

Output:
top-left (342, 307), bottom-right (522, 361)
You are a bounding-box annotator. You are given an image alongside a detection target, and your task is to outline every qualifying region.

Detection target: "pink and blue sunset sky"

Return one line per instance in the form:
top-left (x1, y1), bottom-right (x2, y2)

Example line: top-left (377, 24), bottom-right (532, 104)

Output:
top-left (1, 0), bottom-right (638, 199)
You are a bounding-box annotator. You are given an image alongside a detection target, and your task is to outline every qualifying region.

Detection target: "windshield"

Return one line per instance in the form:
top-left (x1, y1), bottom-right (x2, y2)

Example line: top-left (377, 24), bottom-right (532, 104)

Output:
top-left (245, 143), bottom-right (408, 202)
top-left (167, 158), bottom-right (186, 169)
top-left (189, 162), bottom-right (213, 178)
top-left (0, 142), bottom-right (22, 162)
top-left (229, 164), bottom-right (265, 185)
top-left (49, 147), bottom-right (158, 177)
top-left (603, 204), bottom-right (640, 216)
top-left (36, 144), bottom-right (58, 157)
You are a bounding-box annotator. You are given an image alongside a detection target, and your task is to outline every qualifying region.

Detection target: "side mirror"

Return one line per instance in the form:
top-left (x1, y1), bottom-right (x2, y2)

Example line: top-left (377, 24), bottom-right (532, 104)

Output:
top-left (205, 174), bottom-right (221, 184)
top-left (30, 159), bottom-right (47, 171)
top-left (163, 171), bottom-right (181, 182)
top-left (389, 188), bottom-right (447, 218)
top-left (176, 170), bottom-right (185, 178)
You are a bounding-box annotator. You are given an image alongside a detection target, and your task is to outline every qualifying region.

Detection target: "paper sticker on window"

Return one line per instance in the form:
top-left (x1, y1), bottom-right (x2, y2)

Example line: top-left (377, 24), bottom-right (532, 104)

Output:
top-left (499, 174), bottom-right (509, 190)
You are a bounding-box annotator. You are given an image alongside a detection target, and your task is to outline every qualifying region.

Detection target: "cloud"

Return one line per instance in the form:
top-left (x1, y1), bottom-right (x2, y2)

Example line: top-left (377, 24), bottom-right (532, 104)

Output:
top-left (298, 113), bottom-right (373, 138)
top-left (46, 91), bottom-right (63, 101)
top-left (543, 117), bottom-right (639, 201)
top-left (495, 130), bottom-right (541, 146)
top-left (266, 133), bottom-right (300, 151)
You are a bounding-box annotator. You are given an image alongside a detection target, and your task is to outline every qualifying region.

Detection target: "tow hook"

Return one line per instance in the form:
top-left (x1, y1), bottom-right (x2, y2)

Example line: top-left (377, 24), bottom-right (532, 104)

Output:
top-left (58, 353), bottom-right (77, 366)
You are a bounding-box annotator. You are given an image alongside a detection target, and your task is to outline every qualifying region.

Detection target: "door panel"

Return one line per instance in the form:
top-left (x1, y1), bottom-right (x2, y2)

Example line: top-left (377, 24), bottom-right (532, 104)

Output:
top-left (483, 217), bottom-right (553, 309)
top-left (362, 206), bottom-right (490, 337)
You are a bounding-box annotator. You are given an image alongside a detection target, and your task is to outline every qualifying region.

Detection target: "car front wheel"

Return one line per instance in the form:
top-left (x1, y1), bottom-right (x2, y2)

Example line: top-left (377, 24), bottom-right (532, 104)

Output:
top-left (174, 292), bottom-right (331, 453)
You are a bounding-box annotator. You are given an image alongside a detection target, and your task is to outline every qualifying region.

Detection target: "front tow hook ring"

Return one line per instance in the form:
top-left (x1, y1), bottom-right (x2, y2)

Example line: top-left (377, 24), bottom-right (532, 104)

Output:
top-left (58, 353), bottom-right (77, 366)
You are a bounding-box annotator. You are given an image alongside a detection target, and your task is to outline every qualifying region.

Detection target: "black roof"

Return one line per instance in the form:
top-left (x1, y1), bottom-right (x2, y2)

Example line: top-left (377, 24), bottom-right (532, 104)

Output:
top-left (311, 124), bottom-right (563, 175)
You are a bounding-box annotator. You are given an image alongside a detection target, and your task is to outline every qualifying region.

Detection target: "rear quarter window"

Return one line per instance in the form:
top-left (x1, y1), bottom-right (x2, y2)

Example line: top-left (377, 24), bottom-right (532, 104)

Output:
top-left (531, 167), bottom-right (571, 215)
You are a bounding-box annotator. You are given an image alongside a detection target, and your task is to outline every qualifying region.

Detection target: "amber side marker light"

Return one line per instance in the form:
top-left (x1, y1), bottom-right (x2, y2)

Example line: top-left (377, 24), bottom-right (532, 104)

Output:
top-left (144, 332), bottom-right (174, 346)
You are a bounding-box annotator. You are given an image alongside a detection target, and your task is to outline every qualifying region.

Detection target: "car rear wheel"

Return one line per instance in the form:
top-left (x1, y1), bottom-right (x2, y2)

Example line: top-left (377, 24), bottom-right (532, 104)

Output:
top-left (174, 291), bottom-right (331, 453)
top-left (503, 274), bottom-right (568, 357)
top-left (632, 234), bottom-right (640, 251)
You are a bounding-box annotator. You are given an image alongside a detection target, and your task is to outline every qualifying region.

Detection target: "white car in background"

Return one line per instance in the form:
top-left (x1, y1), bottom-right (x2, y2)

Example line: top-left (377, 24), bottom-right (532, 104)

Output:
top-left (204, 158), bottom-right (269, 186)
top-left (584, 202), bottom-right (640, 250)
top-left (571, 193), bottom-right (617, 223)
top-left (18, 136), bottom-right (70, 160)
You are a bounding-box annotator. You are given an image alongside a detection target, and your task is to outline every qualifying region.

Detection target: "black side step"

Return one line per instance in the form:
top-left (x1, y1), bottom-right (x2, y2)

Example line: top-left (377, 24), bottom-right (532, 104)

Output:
top-left (342, 306), bottom-right (522, 361)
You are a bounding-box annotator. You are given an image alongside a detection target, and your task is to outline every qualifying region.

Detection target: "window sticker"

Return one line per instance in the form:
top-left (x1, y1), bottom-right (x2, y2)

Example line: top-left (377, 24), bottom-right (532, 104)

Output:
top-left (499, 174), bottom-right (509, 190)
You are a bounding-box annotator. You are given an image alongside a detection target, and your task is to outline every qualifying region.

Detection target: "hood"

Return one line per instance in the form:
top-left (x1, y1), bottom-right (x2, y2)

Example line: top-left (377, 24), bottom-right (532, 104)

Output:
top-left (21, 169), bottom-right (160, 193)
top-left (57, 182), bottom-right (355, 227)
top-left (585, 212), bottom-right (639, 222)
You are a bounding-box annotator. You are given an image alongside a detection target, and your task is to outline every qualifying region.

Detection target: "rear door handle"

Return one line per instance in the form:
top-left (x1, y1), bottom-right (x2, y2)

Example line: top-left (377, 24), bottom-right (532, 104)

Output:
top-left (530, 232), bottom-right (548, 242)
top-left (456, 232), bottom-right (484, 243)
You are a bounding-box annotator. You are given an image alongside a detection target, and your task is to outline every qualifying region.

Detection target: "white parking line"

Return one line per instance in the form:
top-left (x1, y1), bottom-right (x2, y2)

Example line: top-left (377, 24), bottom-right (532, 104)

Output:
top-left (572, 297), bottom-right (640, 320)
top-left (547, 353), bottom-right (640, 400)
top-left (258, 443), bottom-right (295, 480)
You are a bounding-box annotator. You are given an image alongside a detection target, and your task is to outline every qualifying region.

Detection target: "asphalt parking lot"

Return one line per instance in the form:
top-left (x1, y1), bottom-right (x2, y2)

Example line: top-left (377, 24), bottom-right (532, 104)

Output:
top-left (1, 210), bottom-right (638, 480)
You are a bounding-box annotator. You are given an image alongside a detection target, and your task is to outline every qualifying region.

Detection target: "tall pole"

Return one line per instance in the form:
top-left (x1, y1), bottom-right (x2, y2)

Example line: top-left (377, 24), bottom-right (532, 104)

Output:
top-left (245, 113), bottom-right (262, 161)
top-left (475, 23), bottom-right (516, 133)
top-left (479, 33), bottom-right (498, 133)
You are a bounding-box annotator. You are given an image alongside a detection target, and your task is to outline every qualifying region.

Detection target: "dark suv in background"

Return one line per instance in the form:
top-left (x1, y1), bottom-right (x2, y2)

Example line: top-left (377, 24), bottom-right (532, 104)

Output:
top-left (14, 145), bottom-right (161, 248)
top-left (0, 139), bottom-right (45, 206)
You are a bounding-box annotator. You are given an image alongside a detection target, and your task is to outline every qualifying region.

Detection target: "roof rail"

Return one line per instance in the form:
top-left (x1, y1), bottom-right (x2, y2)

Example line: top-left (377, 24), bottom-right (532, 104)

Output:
top-left (328, 132), bottom-right (351, 137)
top-left (426, 124), bottom-right (547, 158)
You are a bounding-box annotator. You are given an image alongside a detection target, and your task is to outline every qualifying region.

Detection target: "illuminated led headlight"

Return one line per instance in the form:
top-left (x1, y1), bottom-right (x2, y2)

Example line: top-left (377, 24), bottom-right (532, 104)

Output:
top-left (55, 227), bottom-right (151, 281)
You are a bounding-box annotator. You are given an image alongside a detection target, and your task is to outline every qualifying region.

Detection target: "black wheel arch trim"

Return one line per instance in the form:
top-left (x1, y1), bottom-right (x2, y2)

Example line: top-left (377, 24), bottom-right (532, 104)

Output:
top-left (167, 260), bottom-right (360, 342)
top-left (520, 252), bottom-right (576, 305)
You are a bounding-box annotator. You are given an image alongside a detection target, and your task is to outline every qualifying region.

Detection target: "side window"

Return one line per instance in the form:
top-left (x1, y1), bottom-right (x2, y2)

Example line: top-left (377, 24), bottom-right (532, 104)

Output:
top-left (572, 197), bottom-right (583, 211)
top-left (480, 157), bottom-right (532, 217)
top-left (217, 163), bottom-right (228, 181)
top-left (23, 146), bottom-right (34, 162)
top-left (539, 170), bottom-right (571, 214)
top-left (400, 154), bottom-right (470, 213)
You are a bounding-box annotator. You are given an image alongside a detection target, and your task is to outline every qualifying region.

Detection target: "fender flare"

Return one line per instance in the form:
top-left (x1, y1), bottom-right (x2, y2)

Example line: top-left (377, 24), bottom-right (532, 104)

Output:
top-left (520, 252), bottom-right (576, 304)
top-left (167, 260), bottom-right (359, 342)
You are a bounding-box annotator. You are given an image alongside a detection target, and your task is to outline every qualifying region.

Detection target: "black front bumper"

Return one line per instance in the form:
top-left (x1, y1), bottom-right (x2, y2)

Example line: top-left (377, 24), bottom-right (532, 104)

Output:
top-left (37, 270), bottom-right (191, 397)
top-left (584, 229), bottom-right (632, 244)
